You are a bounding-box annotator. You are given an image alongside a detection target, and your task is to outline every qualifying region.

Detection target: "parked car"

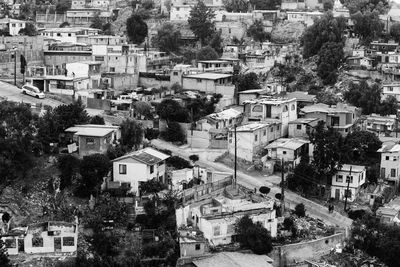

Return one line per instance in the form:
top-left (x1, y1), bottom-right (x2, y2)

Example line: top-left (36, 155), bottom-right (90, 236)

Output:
top-left (21, 84), bottom-right (45, 99)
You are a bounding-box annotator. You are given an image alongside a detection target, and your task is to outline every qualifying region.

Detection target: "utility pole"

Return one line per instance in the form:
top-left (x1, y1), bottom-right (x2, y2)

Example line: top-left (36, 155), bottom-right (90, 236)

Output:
top-left (281, 158), bottom-right (285, 215)
top-left (234, 124), bottom-right (237, 189)
top-left (13, 49), bottom-right (16, 86)
top-left (344, 166), bottom-right (352, 212)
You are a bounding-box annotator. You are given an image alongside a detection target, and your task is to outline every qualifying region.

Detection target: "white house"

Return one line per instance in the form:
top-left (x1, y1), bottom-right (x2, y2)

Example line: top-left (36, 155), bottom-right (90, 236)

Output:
top-left (378, 142), bottom-right (400, 183)
top-left (288, 118), bottom-right (320, 139)
top-left (365, 114), bottom-right (396, 134)
top-left (111, 147), bottom-right (170, 194)
top-left (243, 97), bottom-right (298, 136)
top-left (264, 138), bottom-right (310, 167)
top-left (182, 73), bottom-right (235, 96)
top-left (176, 195), bottom-right (277, 246)
top-left (330, 164), bottom-right (366, 202)
top-left (382, 83), bottom-right (400, 102)
top-left (0, 18), bottom-right (26, 36)
top-left (228, 122), bottom-right (282, 162)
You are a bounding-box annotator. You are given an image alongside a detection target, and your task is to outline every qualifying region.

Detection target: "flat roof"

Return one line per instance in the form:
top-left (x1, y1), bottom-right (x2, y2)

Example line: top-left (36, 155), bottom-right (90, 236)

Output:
top-left (206, 108), bottom-right (242, 121)
top-left (184, 73), bottom-right (232, 80)
top-left (301, 103), bottom-right (357, 114)
top-left (265, 138), bottom-right (309, 150)
top-left (238, 89), bottom-right (268, 94)
top-left (193, 252), bottom-right (273, 267)
top-left (288, 117), bottom-right (320, 125)
top-left (234, 122), bottom-right (278, 132)
top-left (65, 127), bottom-right (114, 137)
top-left (243, 97), bottom-right (297, 105)
top-left (338, 164), bottom-right (366, 173)
top-left (198, 60), bottom-right (230, 63)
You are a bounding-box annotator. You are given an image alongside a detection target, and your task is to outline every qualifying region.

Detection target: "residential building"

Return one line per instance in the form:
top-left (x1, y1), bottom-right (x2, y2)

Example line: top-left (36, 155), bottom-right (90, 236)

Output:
top-left (203, 108), bottom-right (243, 130)
top-left (66, 61), bottom-right (102, 88)
top-left (286, 11), bottom-right (324, 26)
top-left (330, 164), bottom-right (366, 202)
top-left (197, 60), bottom-right (235, 73)
top-left (364, 114), bottom-right (396, 134)
top-left (346, 56), bottom-right (374, 69)
top-left (176, 194), bottom-right (277, 246)
top-left (378, 142), bottom-right (400, 183)
top-left (243, 97), bottom-right (298, 136)
top-left (238, 89), bottom-right (269, 105)
top-left (285, 91), bottom-right (316, 107)
top-left (288, 118), bottom-right (320, 138)
top-left (370, 41), bottom-right (398, 54)
top-left (182, 73), bottom-right (235, 96)
top-left (382, 83), bottom-right (400, 102)
top-left (71, 0), bottom-right (111, 9)
top-left (36, 12), bottom-right (67, 28)
top-left (40, 27), bottom-right (100, 43)
top-left (76, 35), bottom-right (127, 45)
top-left (0, 18), bottom-right (26, 36)
top-left (264, 138), bottom-right (310, 167)
top-left (66, 9), bottom-right (112, 27)
top-left (65, 124), bottom-right (120, 157)
top-left (300, 103), bottom-right (360, 136)
top-left (111, 148), bottom-right (170, 194)
top-left (228, 122), bottom-right (282, 162)
top-left (1, 221), bottom-right (78, 255)
top-left (376, 197), bottom-right (400, 224)
top-left (44, 43), bottom-right (92, 68)
top-left (178, 228), bottom-right (208, 258)
top-left (215, 21), bottom-right (247, 40)
top-left (281, 0), bottom-right (324, 10)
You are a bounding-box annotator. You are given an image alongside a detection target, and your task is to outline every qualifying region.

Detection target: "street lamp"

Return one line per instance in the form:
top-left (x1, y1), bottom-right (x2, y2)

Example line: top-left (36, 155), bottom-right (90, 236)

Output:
top-left (12, 46), bottom-right (17, 86)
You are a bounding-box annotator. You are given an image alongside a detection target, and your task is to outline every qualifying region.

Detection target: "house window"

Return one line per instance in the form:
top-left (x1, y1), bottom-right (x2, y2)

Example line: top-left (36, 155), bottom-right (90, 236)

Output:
top-left (4, 239), bottom-right (16, 248)
top-left (386, 156), bottom-right (390, 160)
top-left (119, 164), bottom-right (127, 174)
top-left (150, 165), bottom-right (154, 174)
top-left (110, 67), bottom-right (115, 72)
top-left (227, 224), bottom-right (235, 234)
top-left (86, 138), bottom-right (94, 145)
top-left (63, 237), bottom-right (75, 246)
top-left (291, 104), bottom-right (295, 110)
top-left (195, 244), bottom-right (201, 250)
top-left (282, 151), bottom-right (286, 155)
top-left (391, 168), bottom-right (396, 177)
top-left (336, 175), bottom-right (343, 182)
top-left (197, 79), bottom-right (202, 83)
top-left (173, 71), bottom-right (178, 76)
top-left (270, 127), bottom-right (273, 132)
top-left (213, 225), bottom-right (220, 236)
top-left (277, 125), bottom-right (280, 131)
top-left (32, 237), bottom-right (43, 247)
top-left (345, 189), bottom-right (352, 198)
top-left (389, 87), bottom-right (393, 91)
top-left (263, 130), bottom-right (266, 136)
top-left (297, 125), bottom-right (302, 130)
top-left (95, 56), bottom-right (104, 61)
top-left (346, 176), bottom-right (353, 183)
top-left (254, 134), bottom-right (258, 141)
top-left (252, 105), bottom-right (263, 112)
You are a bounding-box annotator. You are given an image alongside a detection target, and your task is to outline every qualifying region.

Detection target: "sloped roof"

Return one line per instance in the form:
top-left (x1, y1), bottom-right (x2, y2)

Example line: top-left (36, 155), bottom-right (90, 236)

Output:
top-left (65, 125), bottom-right (115, 137)
top-left (206, 108), bottom-right (242, 121)
top-left (265, 138), bottom-right (309, 150)
top-left (112, 147), bottom-right (170, 165)
top-left (193, 252), bottom-right (273, 267)
top-left (377, 141), bottom-right (400, 153)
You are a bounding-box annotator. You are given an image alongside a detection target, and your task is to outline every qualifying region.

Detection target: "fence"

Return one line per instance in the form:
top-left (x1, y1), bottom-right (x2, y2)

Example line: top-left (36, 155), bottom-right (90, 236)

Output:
top-left (182, 176), bottom-right (233, 204)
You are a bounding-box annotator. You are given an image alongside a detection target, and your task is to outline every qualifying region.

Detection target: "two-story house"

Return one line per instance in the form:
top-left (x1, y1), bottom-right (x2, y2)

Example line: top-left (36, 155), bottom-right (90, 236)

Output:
top-left (243, 97), bottom-right (297, 136)
top-left (378, 142), bottom-right (400, 184)
top-left (264, 138), bottom-right (310, 167)
top-left (330, 164), bottom-right (366, 202)
top-left (300, 103), bottom-right (360, 136)
top-left (364, 113), bottom-right (396, 134)
top-left (227, 122), bottom-right (281, 162)
top-left (0, 18), bottom-right (26, 36)
top-left (111, 148), bottom-right (170, 194)
top-left (288, 118), bottom-right (320, 139)
top-left (382, 83), bottom-right (400, 102)
top-left (182, 73), bottom-right (235, 96)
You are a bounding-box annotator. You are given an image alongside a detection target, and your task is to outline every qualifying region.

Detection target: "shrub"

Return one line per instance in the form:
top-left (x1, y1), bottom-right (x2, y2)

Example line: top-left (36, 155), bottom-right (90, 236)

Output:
top-left (294, 203), bottom-right (306, 217)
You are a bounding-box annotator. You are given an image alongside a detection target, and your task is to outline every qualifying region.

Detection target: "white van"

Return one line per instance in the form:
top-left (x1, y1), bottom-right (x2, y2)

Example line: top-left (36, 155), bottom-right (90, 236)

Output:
top-left (21, 84), bottom-right (45, 99)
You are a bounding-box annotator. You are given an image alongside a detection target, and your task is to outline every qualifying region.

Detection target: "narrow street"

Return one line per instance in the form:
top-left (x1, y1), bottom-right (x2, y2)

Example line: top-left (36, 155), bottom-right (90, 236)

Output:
top-left (151, 139), bottom-right (353, 228)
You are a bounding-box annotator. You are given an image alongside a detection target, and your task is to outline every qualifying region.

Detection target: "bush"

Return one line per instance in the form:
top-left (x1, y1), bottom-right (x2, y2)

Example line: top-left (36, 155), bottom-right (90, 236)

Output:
top-left (294, 203), bottom-right (306, 217)
top-left (259, 186), bottom-right (271, 195)
top-left (166, 156), bottom-right (192, 170)
top-left (160, 122), bottom-right (185, 143)
top-left (283, 217), bottom-right (294, 230)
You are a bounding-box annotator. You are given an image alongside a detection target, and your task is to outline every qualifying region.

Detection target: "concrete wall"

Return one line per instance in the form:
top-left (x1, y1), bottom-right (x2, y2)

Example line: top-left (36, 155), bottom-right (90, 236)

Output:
top-left (187, 130), bottom-right (210, 149)
top-left (87, 98), bottom-right (111, 110)
top-left (270, 233), bottom-right (345, 267)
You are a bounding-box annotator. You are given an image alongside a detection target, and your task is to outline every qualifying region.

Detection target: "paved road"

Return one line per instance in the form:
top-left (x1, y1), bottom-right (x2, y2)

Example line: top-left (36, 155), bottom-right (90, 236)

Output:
top-left (0, 81), bottom-right (64, 107)
top-left (151, 139), bottom-right (353, 228)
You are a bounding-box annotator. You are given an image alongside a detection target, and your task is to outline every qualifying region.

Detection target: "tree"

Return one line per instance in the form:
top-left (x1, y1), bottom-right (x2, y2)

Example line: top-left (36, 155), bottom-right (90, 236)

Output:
top-left (56, 0), bottom-right (71, 13)
top-left (152, 23), bottom-right (181, 54)
top-left (247, 20), bottom-right (270, 43)
top-left (236, 72), bottom-right (261, 92)
top-left (120, 119), bottom-right (144, 150)
top-left (301, 13), bottom-right (346, 58)
top-left (161, 122), bottom-right (186, 142)
top-left (208, 30), bottom-right (223, 56)
top-left (196, 46), bottom-right (219, 61)
top-left (351, 11), bottom-right (384, 43)
top-left (344, 81), bottom-right (384, 115)
top-left (76, 154), bottom-right (110, 197)
top-left (323, 0), bottom-right (333, 11)
top-left (126, 14), bottom-right (148, 44)
top-left (294, 203), bottom-right (306, 217)
top-left (89, 115), bottom-right (105, 125)
top-left (19, 23), bottom-right (37, 36)
top-left (140, 179), bottom-right (167, 195)
top-left (249, 0), bottom-right (281, 10)
top-left (142, 0), bottom-right (154, 9)
top-left (59, 22), bottom-right (70, 28)
top-left (58, 154), bottom-right (81, 189)
top-left (390, 23), bottom-right (400, 42)
top-left (53, 101), bottom-right (90, 136)
top-left (223, 0), bottom-right (249, 12)
top-left (309, 121), bottom-right (345, 179)
top-left (235, 215), bottom-right (273, 255)
top-left (317, 42), bottom-right (344, 85)
top-left (156, 99), bottom-right (189, 123)
top-left (342, 0), bottom-right (389, 15)
top-left (0, 240), bottom-right (11, 267)
top-left (189, 154), bottom-right (199, 164)
top-left (133, 101), bottom-right (153, 119)
top-left (188, 0), bottom-right (216, 45)
top-left (344, 130), bottom-right (382, 164)
top-left (90, 13), bottom-right (104, 29)
top-left (380, 96), bottom-right (398, 116)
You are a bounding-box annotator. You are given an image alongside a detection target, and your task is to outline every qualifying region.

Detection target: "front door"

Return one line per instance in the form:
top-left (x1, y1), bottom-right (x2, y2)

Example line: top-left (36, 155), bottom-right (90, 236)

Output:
top-left (54, 237), bottom-right (62, 252)
top-left (335, 189), bottom-right (340, 200)
top-left (18, 239), bottom-right (24, 252)
top-left (381, 168), bottom-right (386, 179)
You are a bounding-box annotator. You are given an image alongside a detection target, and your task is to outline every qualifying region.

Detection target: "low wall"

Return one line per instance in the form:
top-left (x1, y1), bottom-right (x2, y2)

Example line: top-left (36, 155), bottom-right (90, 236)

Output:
top-left (87, 98), bottom-right (111, 110)
top-left (187, 130), bottom-right (210, 149)
top-left (270, 233), bottom-right (345, 267)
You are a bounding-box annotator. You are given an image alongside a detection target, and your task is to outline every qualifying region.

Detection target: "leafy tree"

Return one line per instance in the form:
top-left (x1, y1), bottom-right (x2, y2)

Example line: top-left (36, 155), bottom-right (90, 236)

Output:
top-left (283, 217), bottom-right (294, 230)
top-left (133, 101), bottom-right (153, 119)
top-left (55, 0), bottom-right (71, 13)
top-left (247, 20), bottom-right (270, 43)
top-left (309, 121), bottom-right (345, 179)
top-left (89, 115), bottom-right (105, 125)
top-left (19, 23), bottom-right (37, 36)
top-left (236, 72), bottom-right (261, 92)
top-left (323, 0), bottom-right (333, 11)
top-left (140, 179), bottom-right (167, 195)
top-left (58, 154), bottom-right (81, 189)
top-left (120, 119), bottom-right (144, 150)
top-left (196, 46), bottom-right (219, 61)
top-left (76, 154), bottom-right (110, 197)
top-left (250, 0), bottom-right (281, 10)
top-left (156, 99), bottom-right (189, 123)
top-left (342, 0), bottom-right (389, 15)
top-left (152, 23), bottom-right (181, 54)
top-left (90, 13), bottom-right (104, 29)
top-left (380, 96), bottom-right (398, 116)
top-left (166, 156), bottom-right (191, 169)
top-left (390, 22), bottom-right (400, 42)
top-left (208, 30), bottom-right (223, 56)
top-left (351, 11), bottom-right (384, 43)
top-left (344, 81), bottom-right (387, 115)
top-left (106, 145), bottom-right (127, 160)
top-left (0, 240), bottom-right (11, 267)
top-left (294, 203), bottom-right (306, 217)
top-left (53, 100), bottom-right (90, 136)
top-left (235, 215), bottom-right (273, 254)
top-left (59, 22), bottom-right (70, 28)
top-left (301, 13), bottom-right (346, 58)
top-left (188, 0), bottom-right (215, 45)
top-left (317, 42), bottom-right (344, 85)
top-left (223, 0), bottom-right (249, 12)
top-left (344, 130), bottom-right (382, 164)
top-left (126, 13), bottom-right (148, 44)
top-left (189, 154), bottom-right (199, 163)
top-left (161, 122), bottom-right (186, 142)
top-left (142, 0), bottom-right (154, 9)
